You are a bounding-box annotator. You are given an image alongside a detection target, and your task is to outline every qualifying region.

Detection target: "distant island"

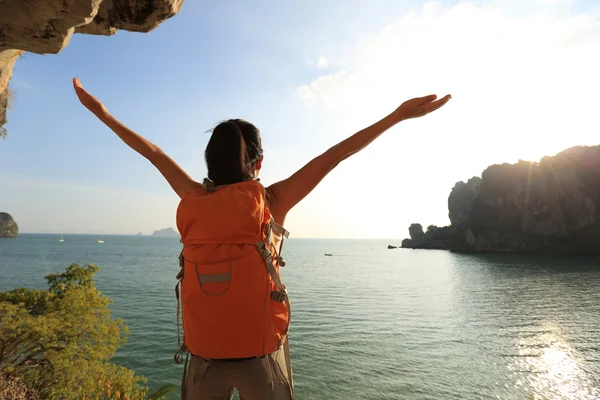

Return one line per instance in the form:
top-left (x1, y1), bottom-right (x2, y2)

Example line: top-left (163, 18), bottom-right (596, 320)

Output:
top-left (137, 232), bottom-right (144, 236)
top-left (151, 227), bottom-right (180, 237)
top-left (402, 145), bottom-right (600, 256)
top-left (401, 224), bottom-right (451, 250)
top-left (0, 212), bottom-right (18, 238)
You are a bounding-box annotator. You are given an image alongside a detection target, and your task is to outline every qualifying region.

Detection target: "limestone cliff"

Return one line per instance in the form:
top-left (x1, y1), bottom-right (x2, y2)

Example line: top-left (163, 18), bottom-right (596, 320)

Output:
top-left (448, 176), bottom-right (482, 251)
top-left (448, 146), bottom-right (600, 255)
top-left (401, 223), bottom-right (452, 250)
top-left (0, 212), bottom-right (19, 238)
top-left (0, 0), bottom-right (184, 133)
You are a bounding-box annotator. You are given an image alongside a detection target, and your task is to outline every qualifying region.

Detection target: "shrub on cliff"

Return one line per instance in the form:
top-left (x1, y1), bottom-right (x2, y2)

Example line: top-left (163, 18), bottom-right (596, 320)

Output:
top-left (0, 264), bottom-right (174, 400)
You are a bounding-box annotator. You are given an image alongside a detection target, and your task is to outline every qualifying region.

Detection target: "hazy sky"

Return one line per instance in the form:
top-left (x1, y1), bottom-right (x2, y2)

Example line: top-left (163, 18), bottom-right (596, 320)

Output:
top-left (1, 0), bottom-right (599, 238)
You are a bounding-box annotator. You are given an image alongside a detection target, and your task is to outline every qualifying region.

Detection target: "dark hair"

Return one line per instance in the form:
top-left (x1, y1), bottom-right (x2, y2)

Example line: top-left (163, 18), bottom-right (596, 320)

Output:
top-left (205, 119), bottom-right (263, 186)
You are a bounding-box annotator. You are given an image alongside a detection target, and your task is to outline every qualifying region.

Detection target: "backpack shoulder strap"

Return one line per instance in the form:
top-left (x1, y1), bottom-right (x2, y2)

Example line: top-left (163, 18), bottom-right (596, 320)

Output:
top-left (174, 249), bottom-right (186, 365)
top-left (272, 222), bottom-right (290, 239)
top-left (202, 178), bottom-right (215, 192)
top-left (262, 186), bottom-right (290, 238)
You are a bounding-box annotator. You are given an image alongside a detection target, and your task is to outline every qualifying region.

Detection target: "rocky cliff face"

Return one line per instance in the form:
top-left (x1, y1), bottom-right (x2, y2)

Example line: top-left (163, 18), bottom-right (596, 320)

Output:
top-left (0, 0), bottom-right (184, 132)
top-left (448, 176), bottom-right (482, 251)
top-left (0, 212), bottom-right (19, 238)
top-left (448, 146), bottom-right (600, 255)
top-left (401, 223), bottom-right (452, 250)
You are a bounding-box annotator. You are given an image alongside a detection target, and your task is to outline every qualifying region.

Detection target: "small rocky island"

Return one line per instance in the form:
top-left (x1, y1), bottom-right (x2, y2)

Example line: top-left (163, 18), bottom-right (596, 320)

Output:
top-left (151, 227), bottom-right (180, 238)
top-left (401, 224), bottom-right (452, 250)
top-left (402, 145), bottom-right (600, 256)
top-left (0, 212), bottom-right (18, 238)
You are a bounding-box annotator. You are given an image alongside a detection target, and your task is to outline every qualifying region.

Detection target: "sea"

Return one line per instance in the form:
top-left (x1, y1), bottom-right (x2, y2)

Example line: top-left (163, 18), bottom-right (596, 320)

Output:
top-left (1, 234), bottom-right (599, 400)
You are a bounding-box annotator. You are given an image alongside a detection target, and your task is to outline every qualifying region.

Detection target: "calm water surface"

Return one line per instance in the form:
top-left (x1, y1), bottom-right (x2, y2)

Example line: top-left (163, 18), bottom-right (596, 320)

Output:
top-left (1, 234), bottom-right (599, 399)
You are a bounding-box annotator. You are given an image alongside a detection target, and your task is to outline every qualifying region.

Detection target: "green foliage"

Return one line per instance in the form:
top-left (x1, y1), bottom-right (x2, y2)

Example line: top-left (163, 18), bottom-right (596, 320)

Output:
top-left (147, 384), bottom-right (177, 400)
top-left (426, 225), bottom-right (438, 233)
top-left (1, 88), bottom-right (13, 140)
top-left (0, 263), bottom-right (171, 400)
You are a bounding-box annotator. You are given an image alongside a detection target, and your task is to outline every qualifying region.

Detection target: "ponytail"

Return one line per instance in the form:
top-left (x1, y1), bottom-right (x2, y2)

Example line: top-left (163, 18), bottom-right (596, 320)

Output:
top-left (205, 120), bottom-right (261, 186)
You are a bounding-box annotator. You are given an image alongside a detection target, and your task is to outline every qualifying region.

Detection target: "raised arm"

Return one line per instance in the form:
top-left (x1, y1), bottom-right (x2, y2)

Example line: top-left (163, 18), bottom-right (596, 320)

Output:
top-left (267, 94), bottom-right (451, 224)
top-left (73, 78), bottom-right (200, 199)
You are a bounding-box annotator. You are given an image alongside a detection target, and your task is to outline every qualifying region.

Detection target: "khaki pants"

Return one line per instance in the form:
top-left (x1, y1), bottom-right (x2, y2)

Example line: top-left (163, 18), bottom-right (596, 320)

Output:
top-left (182, 346), bottom-right (294, 400)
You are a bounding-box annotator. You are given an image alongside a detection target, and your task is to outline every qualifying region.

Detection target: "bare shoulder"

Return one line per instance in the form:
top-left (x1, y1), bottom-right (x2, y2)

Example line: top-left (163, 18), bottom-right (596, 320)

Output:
top-left (178, 180), bottom-right (204, 199)
top-left (265, 184), bottom-right (288, 226)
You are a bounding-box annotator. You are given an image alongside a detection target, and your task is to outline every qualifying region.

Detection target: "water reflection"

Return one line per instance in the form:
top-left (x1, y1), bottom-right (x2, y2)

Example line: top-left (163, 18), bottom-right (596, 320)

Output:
top-left (511, 326), bottom-right (599, 400)
top-left (450, 253), bottom-right (600, 400)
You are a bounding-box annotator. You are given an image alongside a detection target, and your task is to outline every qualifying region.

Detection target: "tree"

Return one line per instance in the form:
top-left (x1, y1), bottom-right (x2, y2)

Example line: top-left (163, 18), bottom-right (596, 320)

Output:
top-left (0, 264), bottom-right (174, 399)
top-left (426, 225), bottom-right (439, 234)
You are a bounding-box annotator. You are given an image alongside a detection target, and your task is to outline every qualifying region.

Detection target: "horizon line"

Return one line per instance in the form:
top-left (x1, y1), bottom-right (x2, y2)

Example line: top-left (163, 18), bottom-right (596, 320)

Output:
top-left (15, 232), bottom-right (405, 241)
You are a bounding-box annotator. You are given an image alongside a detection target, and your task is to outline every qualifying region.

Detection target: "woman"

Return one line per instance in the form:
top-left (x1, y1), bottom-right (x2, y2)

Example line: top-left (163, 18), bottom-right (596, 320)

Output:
top-left (73, 77), bottom-right (450, 400)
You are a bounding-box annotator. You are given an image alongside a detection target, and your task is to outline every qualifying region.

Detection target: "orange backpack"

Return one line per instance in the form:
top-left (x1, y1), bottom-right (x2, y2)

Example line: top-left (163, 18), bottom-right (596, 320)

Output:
top-left (173, 179), bottom-right (291, 360)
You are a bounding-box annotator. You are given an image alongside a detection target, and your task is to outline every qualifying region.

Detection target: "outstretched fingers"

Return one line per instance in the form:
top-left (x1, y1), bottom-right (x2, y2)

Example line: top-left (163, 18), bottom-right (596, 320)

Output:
top-left (420, 94), bottom-right (438, 103)
top-left (73, 78), bottom-right (88, 100)
top-left (425, 94), bottom-right (451, 112)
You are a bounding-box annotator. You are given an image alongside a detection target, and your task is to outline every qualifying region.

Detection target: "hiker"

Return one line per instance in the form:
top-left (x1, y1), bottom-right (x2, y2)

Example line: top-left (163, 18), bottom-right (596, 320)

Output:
top-left (73, 77), bottom-right (450, 400)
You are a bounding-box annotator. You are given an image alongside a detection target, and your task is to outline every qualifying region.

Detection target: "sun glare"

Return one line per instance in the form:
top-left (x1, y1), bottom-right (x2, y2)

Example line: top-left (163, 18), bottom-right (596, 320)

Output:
top-left (511, 326), bottom-right (599, 400)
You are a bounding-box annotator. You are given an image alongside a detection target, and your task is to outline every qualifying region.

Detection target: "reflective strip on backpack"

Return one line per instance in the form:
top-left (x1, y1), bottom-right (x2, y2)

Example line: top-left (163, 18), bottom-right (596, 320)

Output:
top-left (197, 272), bottom-right (231, 284)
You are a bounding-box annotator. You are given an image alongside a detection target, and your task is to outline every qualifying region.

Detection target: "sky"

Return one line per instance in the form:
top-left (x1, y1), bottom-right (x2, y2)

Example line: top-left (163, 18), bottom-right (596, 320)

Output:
top-left (1, 0), bottom-right (599, 238)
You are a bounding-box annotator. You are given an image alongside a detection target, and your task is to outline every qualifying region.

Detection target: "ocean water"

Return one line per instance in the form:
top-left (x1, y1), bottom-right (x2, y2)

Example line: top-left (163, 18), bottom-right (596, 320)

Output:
top-left (1, 234), bottom-right (600, 400)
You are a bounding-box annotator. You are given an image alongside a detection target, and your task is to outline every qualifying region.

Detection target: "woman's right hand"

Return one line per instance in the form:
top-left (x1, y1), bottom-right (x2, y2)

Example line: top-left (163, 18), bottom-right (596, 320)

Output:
top-left (392, 94), bottom-right (451, 123)
top-left (73, 78), bottom-right (108, 117)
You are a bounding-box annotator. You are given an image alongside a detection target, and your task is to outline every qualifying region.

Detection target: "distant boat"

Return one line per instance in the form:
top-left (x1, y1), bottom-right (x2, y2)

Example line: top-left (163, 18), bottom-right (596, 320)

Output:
top-left (59, 234), bottom-right (64, 243)
top-left (324, 253), bottom-right (333, 257)
top-left (96, 237), bottom-right (104, 244)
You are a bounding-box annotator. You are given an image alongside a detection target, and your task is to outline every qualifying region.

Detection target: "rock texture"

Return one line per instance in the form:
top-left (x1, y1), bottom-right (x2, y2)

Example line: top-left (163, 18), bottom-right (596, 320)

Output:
top-left (0, 0), bottom-right (184, 132)
top-left (448, 146), bottom-right (600, 255)
top-left (448, 177), bottom-right (482, 251)
top-left (401, 223), bottom-right (452, 250)
top-left (0, 50), bottom-right (22, 135)
top-left (0, 212), bottom-right (19, 238)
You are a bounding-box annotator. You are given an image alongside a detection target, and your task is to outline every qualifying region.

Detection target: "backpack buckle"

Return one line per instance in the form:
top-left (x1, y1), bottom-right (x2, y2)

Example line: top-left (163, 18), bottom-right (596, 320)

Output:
top-left (177, 253), bottom-right (184, 280)
top-left (270, 290), bottom-right (287, 303)
top-left (202, 178), bottom-right (215, 192)
top-left (274, 256), bottom-right (286, 267)
top-left (174, 343), bottom-right (188, 365)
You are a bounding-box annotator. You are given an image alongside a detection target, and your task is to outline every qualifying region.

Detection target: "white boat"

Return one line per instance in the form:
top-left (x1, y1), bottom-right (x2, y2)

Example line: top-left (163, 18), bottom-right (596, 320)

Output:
top-left (96, 237), bottom-right (104, 244)
top-left (59, 234), bottom-right (64, 243)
